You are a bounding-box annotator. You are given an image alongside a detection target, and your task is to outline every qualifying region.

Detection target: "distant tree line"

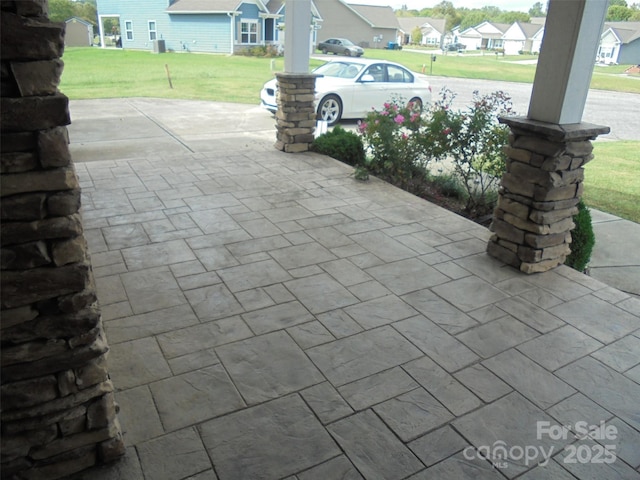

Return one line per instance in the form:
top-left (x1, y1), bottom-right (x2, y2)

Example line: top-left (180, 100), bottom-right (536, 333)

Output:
top-left (48, 0), bottom-right (97, 25)
top-left (396, 1), bottom-right (640, 30)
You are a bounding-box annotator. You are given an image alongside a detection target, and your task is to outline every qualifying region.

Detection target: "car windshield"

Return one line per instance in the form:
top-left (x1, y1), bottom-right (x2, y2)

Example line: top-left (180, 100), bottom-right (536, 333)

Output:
top-left (341, 39), bottom-right (355, 46)
top-left (313, 62), bottom-right (364, 79)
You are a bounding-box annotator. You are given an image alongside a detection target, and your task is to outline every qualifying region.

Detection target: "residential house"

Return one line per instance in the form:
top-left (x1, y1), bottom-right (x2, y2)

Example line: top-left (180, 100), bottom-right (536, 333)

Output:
top-left (96, 0), bottom-right (320, 54)
top-left (96, 0), bottom-right (397, 54)
top-left (598, 21), bottom-right (640, 65)
top-left (397, 16), bottom-right (447, 48)
top-left (530, 25), bottom-right (545, 54)
top-left (502, 21), bottom-right (544, 55)
top-left (313, 0), bottom-right (399, 49)
top-left (65, 17), bottom-right (94, 47)
top-left (457, 21), bottom-right (510, 50)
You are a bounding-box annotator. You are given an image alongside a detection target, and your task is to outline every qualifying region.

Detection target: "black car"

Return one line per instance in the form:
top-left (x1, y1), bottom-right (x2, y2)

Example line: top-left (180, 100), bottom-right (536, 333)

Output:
top-left (444, 43), bottom-right (466, 52)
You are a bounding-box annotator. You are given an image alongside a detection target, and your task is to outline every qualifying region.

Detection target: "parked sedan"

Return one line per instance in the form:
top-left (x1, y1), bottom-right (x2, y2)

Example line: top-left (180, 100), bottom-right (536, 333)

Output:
top-left (260, 58), bottom-right (432, 126)
top-left (444, 43), bottom-right (466, 52)
top-left (317, 38), bottom-right (364, 57)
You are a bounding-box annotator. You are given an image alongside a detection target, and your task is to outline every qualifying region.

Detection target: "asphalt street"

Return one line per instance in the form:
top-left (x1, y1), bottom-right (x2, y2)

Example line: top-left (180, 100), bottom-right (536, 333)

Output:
top-left (424, 76), bottom-right (640, 142)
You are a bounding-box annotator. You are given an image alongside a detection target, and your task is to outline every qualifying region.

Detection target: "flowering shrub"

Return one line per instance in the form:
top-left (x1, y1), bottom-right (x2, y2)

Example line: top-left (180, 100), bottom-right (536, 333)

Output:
top-left (357, 88), bottom-right (513, 217)
top-left (357, 100), bottom-right (430, 187)
top-left (423, 88), bottom-right (513, 216)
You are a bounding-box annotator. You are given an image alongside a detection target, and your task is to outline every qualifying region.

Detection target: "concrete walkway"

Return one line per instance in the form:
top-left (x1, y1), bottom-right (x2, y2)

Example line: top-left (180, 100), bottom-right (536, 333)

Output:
top-left (69, 99), bottom-right (640, 480)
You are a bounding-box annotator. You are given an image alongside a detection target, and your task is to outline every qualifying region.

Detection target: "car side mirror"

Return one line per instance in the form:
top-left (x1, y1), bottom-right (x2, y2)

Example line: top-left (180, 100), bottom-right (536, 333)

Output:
top-left (360, 74), bottom-right (375, 83)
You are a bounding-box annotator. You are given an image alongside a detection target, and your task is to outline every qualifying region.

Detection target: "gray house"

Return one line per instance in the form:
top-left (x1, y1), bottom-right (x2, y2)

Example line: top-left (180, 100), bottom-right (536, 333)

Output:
top-left (598, 21), bottom-right (640, 65)
top-left (313, 0), bottom-right (399, 49)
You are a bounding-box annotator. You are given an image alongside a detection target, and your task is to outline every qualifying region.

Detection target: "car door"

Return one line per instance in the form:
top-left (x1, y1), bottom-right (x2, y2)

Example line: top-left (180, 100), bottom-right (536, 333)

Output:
top-left (352, 63), bottom-right (389, 116)
top-left (386, 64), bottom-right (414, 101)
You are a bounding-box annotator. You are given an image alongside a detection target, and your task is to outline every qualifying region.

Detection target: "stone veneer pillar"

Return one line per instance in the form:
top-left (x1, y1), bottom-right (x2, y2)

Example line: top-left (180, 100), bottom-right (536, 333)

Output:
top-left (487, 117), bottom-right (609, 274)
top-left (274, 73), bottom-right (318, 153)
top-left (1, 1), bottom-right (125, 478)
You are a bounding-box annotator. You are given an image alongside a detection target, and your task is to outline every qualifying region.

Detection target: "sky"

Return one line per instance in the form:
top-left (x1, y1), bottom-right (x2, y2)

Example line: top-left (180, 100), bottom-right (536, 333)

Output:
top-left (347, 0), bottom-right (536, 13)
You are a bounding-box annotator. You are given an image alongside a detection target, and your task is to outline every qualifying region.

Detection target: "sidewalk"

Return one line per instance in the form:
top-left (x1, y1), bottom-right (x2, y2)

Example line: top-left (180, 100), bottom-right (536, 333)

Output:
top-left (68, 99), bottom-right (640, 480)
top-left (590, 209), bottom-right (640, 298)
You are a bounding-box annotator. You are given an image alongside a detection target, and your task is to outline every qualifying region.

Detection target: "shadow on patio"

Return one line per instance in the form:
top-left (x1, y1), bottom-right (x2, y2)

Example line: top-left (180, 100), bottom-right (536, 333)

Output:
top-left (72, 99), bottom-right (640, 480)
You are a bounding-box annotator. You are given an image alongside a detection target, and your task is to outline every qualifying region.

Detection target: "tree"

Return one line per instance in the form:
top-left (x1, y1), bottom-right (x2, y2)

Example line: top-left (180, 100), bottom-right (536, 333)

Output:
top-left (609, 0), bottom-right (628, 6)
top-left (48, 0), bottom-right (97, 26)
top-left (497, 12), bottom-right (530, 23)
top-left (76, 2), bottom-right (98, 26)
top-left (48, 0), bottom-right (75, 22)
top-left (607, 4), bottom-right (633, 20)
top-left (459, 11), bottom-right (486, 30)
top-left (431, 1), bottom-right (462, 31)
top-left (528, 2), bottom-right (546, 17)
top-left (411, 26), bottom-right (423, 45)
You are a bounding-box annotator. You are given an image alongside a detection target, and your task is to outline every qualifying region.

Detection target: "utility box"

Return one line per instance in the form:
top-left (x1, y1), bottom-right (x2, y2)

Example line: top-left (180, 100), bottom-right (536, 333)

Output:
top-left (153, 39), bottom-right (166, 53)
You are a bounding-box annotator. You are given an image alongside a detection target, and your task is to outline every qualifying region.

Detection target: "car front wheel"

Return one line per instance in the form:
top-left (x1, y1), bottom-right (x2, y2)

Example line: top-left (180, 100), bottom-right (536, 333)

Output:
top-left (344, 49), bottom-right (351, 56)
top-left (317, 94), bottom-right (342, 126)
top-left (408, 97), bottom-right (423, 111)
top-left (321, 48), bottom-right (328, 54)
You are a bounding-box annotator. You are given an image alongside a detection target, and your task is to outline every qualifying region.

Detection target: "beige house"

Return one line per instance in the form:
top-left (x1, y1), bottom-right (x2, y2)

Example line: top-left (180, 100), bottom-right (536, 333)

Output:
top-left (313, 0), bottom-right (399, 48)
top-left (397, 16), bottom-right (447, 47)
top-left (458, 21), bottom-right (510, 50)
top-left (502, 21), bottom-right (544, 55)
top-left (65, 17), bottom-right (94, 47)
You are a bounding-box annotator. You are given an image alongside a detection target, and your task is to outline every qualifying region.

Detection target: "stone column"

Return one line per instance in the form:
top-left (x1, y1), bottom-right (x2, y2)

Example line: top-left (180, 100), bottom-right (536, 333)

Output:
top-left (487, 117), bottom-right (609, 273)
top-left (274, 73), bottom-right (318, 153)
top-left (1, 1), bottom-right (125, 478)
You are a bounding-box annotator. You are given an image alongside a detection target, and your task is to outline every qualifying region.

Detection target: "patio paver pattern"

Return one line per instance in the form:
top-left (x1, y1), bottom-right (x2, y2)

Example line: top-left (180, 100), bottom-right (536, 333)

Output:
top-left (78, 146), bottom-right (640, 480)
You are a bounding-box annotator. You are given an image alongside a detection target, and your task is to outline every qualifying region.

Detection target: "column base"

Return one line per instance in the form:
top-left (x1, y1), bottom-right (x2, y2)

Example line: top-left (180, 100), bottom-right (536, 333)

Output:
top-left (274, 73), bottom-right (319, 153)
top-left (487, 116), bottom-right (609, 274)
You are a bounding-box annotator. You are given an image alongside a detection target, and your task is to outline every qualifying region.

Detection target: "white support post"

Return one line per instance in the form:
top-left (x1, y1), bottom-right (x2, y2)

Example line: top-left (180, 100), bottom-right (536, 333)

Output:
top-left (527, 0), bottom-right (608, 124)
top-left (284, 0), bottom-right (311, 73)
top-left (98, 15), bottom-right (105, 49)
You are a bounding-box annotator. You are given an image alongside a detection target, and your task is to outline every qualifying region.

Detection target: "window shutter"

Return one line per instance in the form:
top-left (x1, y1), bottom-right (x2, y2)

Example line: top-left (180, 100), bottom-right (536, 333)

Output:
top-left (236, 18), bottom-right (241, 42)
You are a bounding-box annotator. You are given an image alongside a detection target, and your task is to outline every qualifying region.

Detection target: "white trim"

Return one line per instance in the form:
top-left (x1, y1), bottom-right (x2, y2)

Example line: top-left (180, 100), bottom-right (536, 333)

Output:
top-left (98, 14), bottom-right (120, 49)
top-left (148, 19), bottom-right (158, 41)
top-left (124, 20), bottom-right (134, 41)
top-left (240, 19), bottom-right (259, 44)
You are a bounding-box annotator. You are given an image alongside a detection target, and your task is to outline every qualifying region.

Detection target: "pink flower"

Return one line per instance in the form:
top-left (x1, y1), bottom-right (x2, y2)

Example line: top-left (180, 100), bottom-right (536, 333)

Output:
top-left (357, 121), bottom-right (368, 133)
top-left (381, 110), bottom-right (389, 116)
top-left (410, 113), bottom-right (420, 122)
top-left (401, 133), bottom-right (408, 140)
top-left (394, 114), bottom-right (405, 124)
top-left (442, 128), bottom-right (452, 135)
top-left (383, 102), bottom-right (391, 109)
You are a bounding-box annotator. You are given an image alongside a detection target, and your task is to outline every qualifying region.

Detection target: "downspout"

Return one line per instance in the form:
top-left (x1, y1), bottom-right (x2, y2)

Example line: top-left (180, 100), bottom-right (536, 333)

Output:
top-left (227, 12), bottom-right (235, 55)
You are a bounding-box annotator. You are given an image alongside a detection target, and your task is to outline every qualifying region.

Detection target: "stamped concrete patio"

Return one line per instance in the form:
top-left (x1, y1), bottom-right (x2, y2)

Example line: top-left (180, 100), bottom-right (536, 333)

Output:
top-left (71, 99), bottom-right (640, 480)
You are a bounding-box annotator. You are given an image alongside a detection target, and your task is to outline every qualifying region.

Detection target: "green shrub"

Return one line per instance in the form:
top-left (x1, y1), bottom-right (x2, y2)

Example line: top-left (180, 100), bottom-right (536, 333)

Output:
top-left (311, 125), bottom-right (365, 167)
top-left (565, 200), bottom-right (596, 272)
top-left (428, 173), bottom-right (467, 201)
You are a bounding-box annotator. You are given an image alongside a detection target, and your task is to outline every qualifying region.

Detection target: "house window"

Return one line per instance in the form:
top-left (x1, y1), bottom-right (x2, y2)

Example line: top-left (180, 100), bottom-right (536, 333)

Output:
top-left (125, 21), bottom-right (133, 41)
top-left (148, 21), bottom-right (157, 41)
top-left (241, 20), bottom-right (258, 44)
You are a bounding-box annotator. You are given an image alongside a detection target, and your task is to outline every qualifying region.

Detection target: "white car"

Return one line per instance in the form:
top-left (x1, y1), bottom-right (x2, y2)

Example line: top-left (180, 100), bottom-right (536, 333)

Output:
top-left (260, 58), bottom-right (432, 126)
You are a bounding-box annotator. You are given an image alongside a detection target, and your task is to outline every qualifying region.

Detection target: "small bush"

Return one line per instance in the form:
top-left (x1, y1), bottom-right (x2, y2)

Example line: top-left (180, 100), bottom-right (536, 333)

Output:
top-left (428, 173), bottom-right (467, 201)
top-left (565, 200), bottom-right (596, 273)
top-left (311, 125), bottom-right (365, 167)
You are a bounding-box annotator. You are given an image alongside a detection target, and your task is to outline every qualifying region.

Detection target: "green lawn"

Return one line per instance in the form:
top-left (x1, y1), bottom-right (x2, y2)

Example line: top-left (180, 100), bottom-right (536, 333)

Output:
top-left (586, 141), bottom-right (640, 223)
top-left (60, 47), bottom-right (640, 103)
top-left (59, 47), bottom-right (639, 222)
